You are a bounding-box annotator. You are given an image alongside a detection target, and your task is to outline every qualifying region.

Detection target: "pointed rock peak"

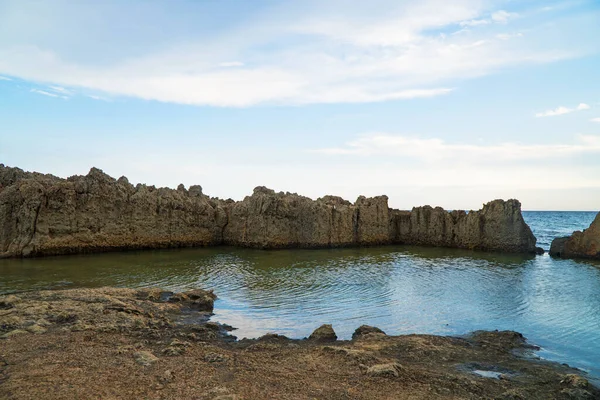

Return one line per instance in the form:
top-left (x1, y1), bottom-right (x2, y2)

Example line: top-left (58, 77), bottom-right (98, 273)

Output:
top-left (253, 186), bottom-right (275, 195)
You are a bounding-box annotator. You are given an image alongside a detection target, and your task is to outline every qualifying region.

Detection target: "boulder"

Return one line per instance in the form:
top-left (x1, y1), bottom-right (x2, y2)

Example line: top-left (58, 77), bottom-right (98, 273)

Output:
top-left (352, 325), bottom-right (386, 340)
top-left (550, 213), bottom-right (600, 260)
top-left (309, 324), bottom-right (337, 342)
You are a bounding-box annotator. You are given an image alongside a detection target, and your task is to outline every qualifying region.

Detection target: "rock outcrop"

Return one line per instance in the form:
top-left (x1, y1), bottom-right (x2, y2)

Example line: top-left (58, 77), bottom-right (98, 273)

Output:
top-left (223, 187), bottom-right (391, 248)
top-left (0, 165), bottom-right (227, 257)
top-left (0, 165), bottom-right (542, 257)
top-left (550, 213), bottom-right (600, 260)
top-left (391, 200), bottom-right (542, 254)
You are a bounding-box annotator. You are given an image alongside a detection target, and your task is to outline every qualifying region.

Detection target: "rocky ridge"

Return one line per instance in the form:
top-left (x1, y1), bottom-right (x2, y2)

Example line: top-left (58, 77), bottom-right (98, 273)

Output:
top-left (0, 165), bottom-right (542, 257)
top-left (550, 212), bottom-right (600, 260)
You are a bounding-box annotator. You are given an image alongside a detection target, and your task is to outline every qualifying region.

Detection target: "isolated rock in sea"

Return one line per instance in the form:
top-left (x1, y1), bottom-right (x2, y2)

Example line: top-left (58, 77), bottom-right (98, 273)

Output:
top-left (0, 164), bottom-right (542, 257)
top-left (309, 324), bottom-right (337, 342)
top-left (550, 213), bottom-right (600, 260)
top-left (390, 199), bottom-right (542, 254)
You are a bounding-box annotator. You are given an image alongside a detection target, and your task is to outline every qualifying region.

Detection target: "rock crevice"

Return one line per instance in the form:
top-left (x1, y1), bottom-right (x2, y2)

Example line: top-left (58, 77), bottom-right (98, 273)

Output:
top-left (0, 165), bottom-right (542, 258)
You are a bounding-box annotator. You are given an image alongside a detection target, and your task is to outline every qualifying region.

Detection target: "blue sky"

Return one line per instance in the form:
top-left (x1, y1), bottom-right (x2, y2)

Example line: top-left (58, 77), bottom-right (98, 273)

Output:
top-left (1, 0), bottom-right (599, 210)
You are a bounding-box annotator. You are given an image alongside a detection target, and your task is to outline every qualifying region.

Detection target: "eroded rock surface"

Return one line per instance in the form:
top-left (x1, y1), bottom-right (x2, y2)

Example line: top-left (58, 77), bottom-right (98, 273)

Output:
top-left (0, 165), bottom-right (228, 257)
top-left (1, 290), bottom-right (598, 400)
top-left (0, 165), bottom-right (541, 257)
top-left (550, 213), bottom-right (600, 260)
top-left (391, 200), bottom-right (541, 254)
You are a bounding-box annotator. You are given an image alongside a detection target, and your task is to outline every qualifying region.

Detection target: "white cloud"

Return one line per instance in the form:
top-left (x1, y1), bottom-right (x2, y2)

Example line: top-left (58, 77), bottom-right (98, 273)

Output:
top-left (0, 76), bottom-right (12, 81)
top-left (591, 118), bottom-right (600, 123)
top-left (491, 10), bottom-right (517, 23)
top-left (219, 61), bottom-right (244, 68)
top-left (535, 103), bottom-right (591, 117)
top-left (496, 32), bottom-right (523, 40)
top-left (577, 103), bottom-right (591, 110)
top-left (0, 1), bottom-right (592, 107)
top-left (314, 133), bottom-right (600, 162)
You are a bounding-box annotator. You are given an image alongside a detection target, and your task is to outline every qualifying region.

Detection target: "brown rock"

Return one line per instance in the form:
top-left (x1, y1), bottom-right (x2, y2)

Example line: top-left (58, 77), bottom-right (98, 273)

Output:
top-left (365, 362), bottom-right (404, 378)
top-left (309, 324), bottom-right (337, 342)
top-left (134, 351), bottom-right (158, 366)
top-left (0, 165), bottom-right (541, 257)
top-left (391, 199), bottom-right (541, 254)
top-left (352, 325), bottom-right (386, 340)
top-left (550, 213), bottom-right (600, 260)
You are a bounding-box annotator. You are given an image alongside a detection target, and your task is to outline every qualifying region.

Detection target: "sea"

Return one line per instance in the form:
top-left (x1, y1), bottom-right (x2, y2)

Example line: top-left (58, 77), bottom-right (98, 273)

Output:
top-left (1, 211), bottom-right (599, 378)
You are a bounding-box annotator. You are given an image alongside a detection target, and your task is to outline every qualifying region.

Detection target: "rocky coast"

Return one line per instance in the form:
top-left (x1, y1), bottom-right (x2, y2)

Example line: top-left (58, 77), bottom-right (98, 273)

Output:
top-left (0, 165), bottom-right (542, 258)
top-left (1, 287), bottom-right (598, 400)
top-left (550, 212), bottom-right (600, 260)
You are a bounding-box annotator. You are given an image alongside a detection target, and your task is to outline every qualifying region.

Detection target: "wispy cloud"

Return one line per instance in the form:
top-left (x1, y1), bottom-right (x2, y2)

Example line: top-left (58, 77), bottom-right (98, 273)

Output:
top-left (30, 87), bottom-right (70, 99)
top-left (314, 133), bottom-right (600, 161)
top-left (535, 103), bottom-right (590, 117)
top-left (0, 76), bottom-right (12, 81)
top-left (30, 88), bottom-right (61, 98)
top-left (591, 118), bottom-right (600, 123)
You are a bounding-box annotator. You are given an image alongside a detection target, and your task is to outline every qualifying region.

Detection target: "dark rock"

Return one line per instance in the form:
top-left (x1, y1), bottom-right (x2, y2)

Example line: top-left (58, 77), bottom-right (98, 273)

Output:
top-left (309, 324), bottom-right (337, 342)
top-left (550, 213), bottom-right (600, 260)
top-left (352, 325), bottom-right (386, 340)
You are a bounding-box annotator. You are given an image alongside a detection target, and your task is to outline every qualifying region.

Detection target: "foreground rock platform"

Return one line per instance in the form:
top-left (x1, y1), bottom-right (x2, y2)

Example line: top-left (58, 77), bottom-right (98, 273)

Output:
top-left (0, 288), bottom-right (597, 399)
top-left (550, 212), bottom-right (600, 260)
top-left (0, 164), bottom-right (542, 257)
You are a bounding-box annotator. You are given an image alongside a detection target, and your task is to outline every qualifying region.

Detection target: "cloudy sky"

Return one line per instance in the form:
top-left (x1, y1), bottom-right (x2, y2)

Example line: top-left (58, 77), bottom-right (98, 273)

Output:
top-left (1, 0), bottom-right (599, 210)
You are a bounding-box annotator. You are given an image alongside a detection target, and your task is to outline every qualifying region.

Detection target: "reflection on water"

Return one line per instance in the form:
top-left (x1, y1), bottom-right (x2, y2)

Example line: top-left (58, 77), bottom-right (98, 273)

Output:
top-left (1, 245), bottom-right (600, 377)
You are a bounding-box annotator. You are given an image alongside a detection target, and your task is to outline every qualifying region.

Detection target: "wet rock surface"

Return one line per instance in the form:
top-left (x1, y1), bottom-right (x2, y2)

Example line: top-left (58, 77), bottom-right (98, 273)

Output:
top-left (1, 165), bottom-right (541, 257)
top-left (1, 288), bottom-right (598, 399)
top-left (550, 212), bottom-right (600, 260)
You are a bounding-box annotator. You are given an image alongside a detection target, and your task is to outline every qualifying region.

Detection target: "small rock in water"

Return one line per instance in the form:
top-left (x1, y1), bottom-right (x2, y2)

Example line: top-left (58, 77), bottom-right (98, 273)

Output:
top-left (134, 351), bottom-right (159, 366)
top-left (352, 325), bottom-right (386, 340)
top-left (309, 324), bottom-right (337, 342)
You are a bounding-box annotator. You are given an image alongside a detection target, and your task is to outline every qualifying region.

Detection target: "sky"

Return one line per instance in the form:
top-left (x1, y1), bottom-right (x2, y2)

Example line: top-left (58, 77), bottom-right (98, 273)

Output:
top-left (0, 0), bottom-right (599, 211)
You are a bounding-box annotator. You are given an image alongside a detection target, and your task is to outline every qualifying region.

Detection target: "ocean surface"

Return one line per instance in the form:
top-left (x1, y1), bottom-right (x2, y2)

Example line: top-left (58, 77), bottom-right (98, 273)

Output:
top-left (1, 211), bottom-right (599, 377)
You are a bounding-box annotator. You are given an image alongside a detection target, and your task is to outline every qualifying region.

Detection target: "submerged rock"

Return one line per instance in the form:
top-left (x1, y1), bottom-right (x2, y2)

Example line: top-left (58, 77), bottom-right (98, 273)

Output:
top-left (550, 213), bottom-right (600, 260)
top-left (309, 324), bottom-right (337, 342)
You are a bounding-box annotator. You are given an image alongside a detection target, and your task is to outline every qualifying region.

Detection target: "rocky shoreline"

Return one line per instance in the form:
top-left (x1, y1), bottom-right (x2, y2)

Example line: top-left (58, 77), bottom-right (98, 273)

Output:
top-left (550, 212), bottom-right (600, 260)
top-left (0, 165), bottom-right (542, 258)
top-left (0, 287), bottom-right (597, 399)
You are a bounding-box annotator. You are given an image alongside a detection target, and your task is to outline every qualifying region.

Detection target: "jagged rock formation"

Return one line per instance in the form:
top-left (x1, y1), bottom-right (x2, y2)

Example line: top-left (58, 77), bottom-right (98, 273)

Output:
top-left (0, 165), bottom-right (227, 257)
top-left (391, 200), bottom-right (541, 254)
top-left (223, 187), bottom-right (391, 248)
top-left (550, 213), bottom-right (600, 260)
top-left (0, 165), bottom-right (542, 257)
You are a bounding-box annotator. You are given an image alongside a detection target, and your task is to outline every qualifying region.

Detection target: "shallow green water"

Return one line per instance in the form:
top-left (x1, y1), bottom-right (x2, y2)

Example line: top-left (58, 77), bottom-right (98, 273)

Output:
top-left (1, 212), bottom-right (599, 378)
